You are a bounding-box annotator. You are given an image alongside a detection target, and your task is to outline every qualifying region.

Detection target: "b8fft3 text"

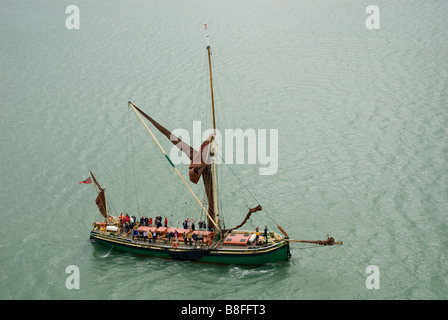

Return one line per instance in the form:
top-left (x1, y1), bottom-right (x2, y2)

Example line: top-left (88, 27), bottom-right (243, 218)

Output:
top-left (181, 304), bottom-right (266, 317)
top-left (225, 304), bottom-right (265, 315)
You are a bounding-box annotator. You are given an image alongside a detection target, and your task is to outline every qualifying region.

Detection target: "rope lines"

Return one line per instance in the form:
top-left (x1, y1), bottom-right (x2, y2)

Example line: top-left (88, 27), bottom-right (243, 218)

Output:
top-left (124, 105), bottom-right (141, 215)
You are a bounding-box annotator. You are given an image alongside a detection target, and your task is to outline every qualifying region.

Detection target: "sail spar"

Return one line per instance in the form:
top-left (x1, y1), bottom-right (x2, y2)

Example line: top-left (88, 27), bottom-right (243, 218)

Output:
top-left (130, 103), bottom-right (217, 230)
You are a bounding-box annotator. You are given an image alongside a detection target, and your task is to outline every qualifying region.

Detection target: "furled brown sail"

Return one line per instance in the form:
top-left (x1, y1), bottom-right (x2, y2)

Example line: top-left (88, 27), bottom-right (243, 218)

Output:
top-left (189, 137), bottom-right (212, 183)
top-left (95, 190), bottom-right (107, 219)
top-left (228, 204), bottom-right (263, 232)
top-left (90, 170), bottom-right (108, 219)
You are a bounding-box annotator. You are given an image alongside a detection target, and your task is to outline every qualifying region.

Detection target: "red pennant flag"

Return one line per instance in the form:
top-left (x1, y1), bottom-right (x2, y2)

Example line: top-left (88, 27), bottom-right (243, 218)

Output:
top-left (79, 177), bottom-right (92, 184)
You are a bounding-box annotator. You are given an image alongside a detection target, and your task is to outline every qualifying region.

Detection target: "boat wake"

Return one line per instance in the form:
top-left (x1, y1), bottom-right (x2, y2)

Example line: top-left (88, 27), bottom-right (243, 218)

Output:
top-left (100, 246), bottom-right (114, 258)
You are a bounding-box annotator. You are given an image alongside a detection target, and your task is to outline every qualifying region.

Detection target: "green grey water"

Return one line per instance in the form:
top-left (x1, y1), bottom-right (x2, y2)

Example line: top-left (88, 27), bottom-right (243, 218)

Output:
top-left (1, 0), bottom-right (447, 299)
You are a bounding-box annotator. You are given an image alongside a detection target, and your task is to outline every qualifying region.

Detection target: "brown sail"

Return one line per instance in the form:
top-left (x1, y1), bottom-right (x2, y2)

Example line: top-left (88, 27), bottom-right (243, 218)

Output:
top-left (189, 137), bottom-right (212, 183)
top-left (90, 170), bottom-right (108, 219)
top-left (228, 204), bottom-right (263, 232)
top-left (95, 190), bottom-right (107, 219)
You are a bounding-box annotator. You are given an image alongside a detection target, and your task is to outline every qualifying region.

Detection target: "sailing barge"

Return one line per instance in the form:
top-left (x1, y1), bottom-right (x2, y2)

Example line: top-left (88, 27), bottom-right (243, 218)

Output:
top-left (88, 34), bottom-right (341, 265)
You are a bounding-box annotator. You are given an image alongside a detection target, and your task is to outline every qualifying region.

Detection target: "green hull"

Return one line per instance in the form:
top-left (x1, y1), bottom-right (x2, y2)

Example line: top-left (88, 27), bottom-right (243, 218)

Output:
top-left (90, 231), bottom-right (291, 265)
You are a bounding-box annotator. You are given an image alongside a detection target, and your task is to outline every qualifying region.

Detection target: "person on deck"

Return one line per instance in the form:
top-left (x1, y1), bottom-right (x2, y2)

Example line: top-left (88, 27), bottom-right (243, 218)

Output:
top-left (264, 226), bottom-right (268, 245)
top-left (188, 232), bottom-right (193, 246)
top-left (164, 217), bottom-right (168, 227)
top-left (255, 227), bottom-right (260, 245)
top-left (192, 233), bottom-right (197, 246)
top-left (152, 231), bottom-right (157, 243)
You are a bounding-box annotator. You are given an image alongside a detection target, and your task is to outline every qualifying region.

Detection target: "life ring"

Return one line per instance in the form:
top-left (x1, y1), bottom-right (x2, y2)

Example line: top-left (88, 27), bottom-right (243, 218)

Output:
top-left (107, 216), bottom-right (113, 222)
top-left (171, 242), bottom-right (178, 249)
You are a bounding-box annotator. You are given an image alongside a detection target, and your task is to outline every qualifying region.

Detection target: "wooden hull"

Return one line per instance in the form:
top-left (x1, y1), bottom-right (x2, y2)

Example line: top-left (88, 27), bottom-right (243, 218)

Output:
top-left (90, 231), bottom-right (291, 265)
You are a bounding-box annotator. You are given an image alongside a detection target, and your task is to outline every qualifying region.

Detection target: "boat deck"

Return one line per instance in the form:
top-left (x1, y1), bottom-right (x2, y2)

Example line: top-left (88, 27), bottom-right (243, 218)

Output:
top-left (90, 224), bottom-right (291, 265)
top-left (92, 225), bottom-right (281, 251)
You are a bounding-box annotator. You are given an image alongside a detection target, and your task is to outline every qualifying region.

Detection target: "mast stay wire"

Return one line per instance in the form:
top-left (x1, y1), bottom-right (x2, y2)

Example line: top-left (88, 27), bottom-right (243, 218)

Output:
top-left (217, 151), bottom-right (279, 227)
top-left (206, 46), bottom-right (280, 228)
top-left (124, 105), bottom-right (141, 215)
top-left (206, 41), bottom-right (281, 231)
top-left (129, 108), bottom-right (141, 215)
top-left (123, 108), bottom-right (130, 213)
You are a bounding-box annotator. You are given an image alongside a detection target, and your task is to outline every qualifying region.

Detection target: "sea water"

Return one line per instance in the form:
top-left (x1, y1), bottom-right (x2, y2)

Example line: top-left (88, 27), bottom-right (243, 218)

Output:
top-left (0, 0), bottom-right (447, 300)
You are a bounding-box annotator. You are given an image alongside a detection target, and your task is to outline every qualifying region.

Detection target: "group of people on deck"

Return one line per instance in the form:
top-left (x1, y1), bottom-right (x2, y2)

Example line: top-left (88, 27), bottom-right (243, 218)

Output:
top-left (138, 229), bottom-right (159, 243)
top-left (182, 218), bottom-right (211, 231)
top-left (139, 215), bottom-right (167, 228)
top-left (255, 226), bottom-right (269, 245)
top-left (115, 214), bottom-right (269, 246)
top-left (127, 216), bottom-right (213, 247)
top-left (133, 226), bottom-right (210, 247)
top-left (118, 213), bottom-right (137, 233)
top-left (118, 213), bottom-right (169, 234)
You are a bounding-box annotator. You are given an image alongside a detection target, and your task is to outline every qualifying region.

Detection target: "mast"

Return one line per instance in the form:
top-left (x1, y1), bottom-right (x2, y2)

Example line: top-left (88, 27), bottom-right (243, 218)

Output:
top-left (205, 29), bottom-right (220, 232)
top-left (207, 44), bottom-right (217, 134)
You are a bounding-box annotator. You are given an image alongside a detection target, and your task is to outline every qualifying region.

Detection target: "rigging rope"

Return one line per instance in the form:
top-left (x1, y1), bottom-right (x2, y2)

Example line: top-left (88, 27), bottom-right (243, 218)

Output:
top-left (208, 50), bottom-right (275, 231)
top-left (129, 107), bottom-right (140, 214)
top-left (123, 109), bottom-right (129, 213)
top-left (124, 106), bottom-right (141, 215)
top-left (217, 152), bottom-right (278, 226)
